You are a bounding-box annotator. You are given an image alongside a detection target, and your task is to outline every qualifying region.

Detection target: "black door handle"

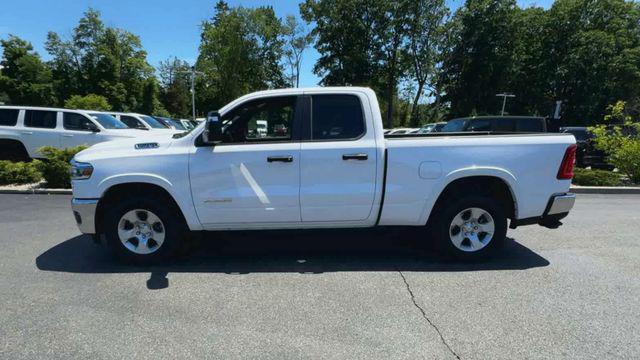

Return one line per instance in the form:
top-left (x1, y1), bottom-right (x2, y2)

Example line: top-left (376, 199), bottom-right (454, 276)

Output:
top-left (267, 155), bottom-right (293, 163)
top-left (342, 153), bottom-right (368, 161)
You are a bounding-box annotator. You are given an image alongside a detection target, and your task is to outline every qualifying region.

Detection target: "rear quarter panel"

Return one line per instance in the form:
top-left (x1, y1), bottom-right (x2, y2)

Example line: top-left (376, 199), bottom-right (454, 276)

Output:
top-left (379, 134), bottom-right (575, 225)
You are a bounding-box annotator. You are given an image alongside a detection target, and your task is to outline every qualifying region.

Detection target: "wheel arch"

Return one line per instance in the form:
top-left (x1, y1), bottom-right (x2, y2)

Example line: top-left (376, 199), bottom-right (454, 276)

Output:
top-left (422, 168), bottom-right (519, 226)
top-left (0, 138), bottom-right (31, 161)
top-left (95, 181), bottom-right (188, 235)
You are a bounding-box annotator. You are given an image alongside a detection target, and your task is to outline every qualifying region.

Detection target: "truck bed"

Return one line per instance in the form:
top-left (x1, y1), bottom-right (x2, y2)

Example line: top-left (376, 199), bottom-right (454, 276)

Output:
top-left (377, 132), bottom-right (575, 226)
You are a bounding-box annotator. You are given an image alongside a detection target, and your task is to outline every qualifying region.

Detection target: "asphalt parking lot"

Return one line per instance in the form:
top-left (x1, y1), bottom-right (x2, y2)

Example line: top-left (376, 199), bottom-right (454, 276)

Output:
top-left (1, 193), bottom-right (639, 359)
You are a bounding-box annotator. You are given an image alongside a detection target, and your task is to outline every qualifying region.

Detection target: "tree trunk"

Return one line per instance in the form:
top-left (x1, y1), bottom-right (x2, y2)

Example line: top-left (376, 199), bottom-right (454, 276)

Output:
top-left (410, 82), bottom-right (425, 127)
top-left (385, 49), bottom-right (398, 129)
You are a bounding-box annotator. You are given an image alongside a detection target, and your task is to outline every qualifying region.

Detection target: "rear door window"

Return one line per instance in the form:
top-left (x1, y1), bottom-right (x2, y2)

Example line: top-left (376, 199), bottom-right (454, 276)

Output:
top-left (63, 112), bottom-right (94, 131)
top-left (120, 115), bottom-right (146, 129)
top-left (24, 110), bottom-right (57, 129)
top-left (310, 95), bottom-right (365, 140)
top-left (0, 109), bottom-right (19, 126)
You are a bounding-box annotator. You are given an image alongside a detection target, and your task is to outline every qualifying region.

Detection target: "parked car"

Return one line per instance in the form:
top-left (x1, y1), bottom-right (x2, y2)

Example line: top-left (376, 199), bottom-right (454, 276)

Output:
top-left (106, 112), bottom-right (179, 133)
top-left (70, 87), bottom-right (576, 264)
top-left (559, 126), bottom-right (629, 170)
top-left (441, 116), bottom-right (548, 133)
top-left (388, 128), bottom-right (413, 135)
top-left (418, 122), bottom-right (447, 134)
top-left (154, 116), bottom-right (187, 131)
top-left (0, 106), bottom-right (145, 161)
top-left (179, 119), bottom-right (197, 130)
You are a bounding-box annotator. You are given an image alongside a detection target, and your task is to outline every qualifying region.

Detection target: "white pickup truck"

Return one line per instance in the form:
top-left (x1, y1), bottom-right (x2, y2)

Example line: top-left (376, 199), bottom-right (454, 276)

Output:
top-left (70, 87), bottom-right (577, 263)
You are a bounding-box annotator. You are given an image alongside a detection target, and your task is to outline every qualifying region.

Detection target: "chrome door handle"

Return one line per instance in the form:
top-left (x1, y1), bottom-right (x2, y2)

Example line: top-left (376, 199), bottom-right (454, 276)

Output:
top-left (267, 155), bottom-right (293, 163)
top-left (21, 131), bottom-right (33, 135)
top-left (61, 134), bottom-right (73, 137)
top-left (342, 153), bottom-right (368, 161)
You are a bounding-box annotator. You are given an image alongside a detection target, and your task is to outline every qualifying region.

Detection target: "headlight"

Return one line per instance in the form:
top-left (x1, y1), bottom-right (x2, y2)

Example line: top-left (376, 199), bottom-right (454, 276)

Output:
top-left (69, 159), bottom-right (94, 180)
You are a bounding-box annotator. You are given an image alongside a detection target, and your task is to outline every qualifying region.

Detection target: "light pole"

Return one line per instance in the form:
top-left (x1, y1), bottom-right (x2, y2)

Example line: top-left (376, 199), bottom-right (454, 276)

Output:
top-left (495, 93), bottom-right (515, 116)
top-left (177, 66), bottom-right (204, 121)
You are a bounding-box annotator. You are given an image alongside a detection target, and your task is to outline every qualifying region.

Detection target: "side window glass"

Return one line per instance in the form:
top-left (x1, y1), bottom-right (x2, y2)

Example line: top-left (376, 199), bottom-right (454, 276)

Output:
top-left (516, 119), bottom-right (544, 132)
top-left (0, 109), bottom-right (19, 126)
top-left (221, 96), bottom-right (297, 143)
top-left (63, 113), bottom-right (94, 131)
top-left (468, 119), bottom-right (491, 131)
top-left (311, 95), bottom-right (364, 140)
top-left (121, 116), bottom-right (145, 129)
top-left (493, 118), bottom-right (515, 131)
top-left (24, 110), bottom-right (57, 129)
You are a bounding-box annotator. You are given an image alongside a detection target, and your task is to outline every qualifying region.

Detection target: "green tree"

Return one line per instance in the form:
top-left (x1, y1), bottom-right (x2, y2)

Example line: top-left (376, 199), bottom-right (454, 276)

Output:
top-left (440, 0), bottom-right (517, 117)
top-left (590, 101), bottom-right (640, 182)
top-left (300, 0), bottom-right (382, 87)
top-left (45, 8), bottom-right (157, 111)
top-left (140, 77), bottom-right (168, 116)
top-left (405, 0), bottom-right (449, 126)
top-left (158, 57), bottom-right (192, 117)
top-left (196, 1), bottom-right (286, 111)
top-left (282, 15), bottom-right (313, 88)
top-left (302, 0), bottom-right (415, 128)
top-left (0, 35), bottom-right (55, 106)
top-left (542, 0), bottom-right (640, 124)
top-left (64, 94), bottom-right (111, 110)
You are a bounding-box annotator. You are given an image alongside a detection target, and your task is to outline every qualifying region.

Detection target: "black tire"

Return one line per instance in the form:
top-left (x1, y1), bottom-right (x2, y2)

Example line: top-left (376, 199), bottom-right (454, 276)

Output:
top-left (103, 196), bottom-right (186, 265)
top-left (0, 140), bottom-right (31, 162)
top-left (431, 195), bottom-right (507, 261)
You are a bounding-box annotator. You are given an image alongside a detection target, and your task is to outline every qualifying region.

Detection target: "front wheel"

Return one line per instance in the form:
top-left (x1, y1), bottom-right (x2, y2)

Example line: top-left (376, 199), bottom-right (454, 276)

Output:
top-left (431, 196), bottom-right (507, 261)
top-left (104, 197), bottom-right (186, 264)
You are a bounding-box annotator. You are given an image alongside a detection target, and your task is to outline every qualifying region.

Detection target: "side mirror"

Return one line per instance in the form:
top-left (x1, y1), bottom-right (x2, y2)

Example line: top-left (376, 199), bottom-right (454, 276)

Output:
top-left (85, 122), bottom-right (100, 133)
top-left (202, 111), bottom-right (223, 145)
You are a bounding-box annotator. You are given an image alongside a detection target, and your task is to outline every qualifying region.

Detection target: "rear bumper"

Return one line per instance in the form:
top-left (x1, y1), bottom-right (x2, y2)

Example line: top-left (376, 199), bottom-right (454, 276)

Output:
top-left (71, 198), bottom-right (99, 234)
top-left (510, 193), bottom-right (575, 229)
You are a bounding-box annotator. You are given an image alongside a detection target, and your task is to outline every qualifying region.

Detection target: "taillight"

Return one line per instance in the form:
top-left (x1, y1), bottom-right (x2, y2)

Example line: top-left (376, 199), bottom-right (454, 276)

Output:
top-left (557, 144), bottom-right (577, 179)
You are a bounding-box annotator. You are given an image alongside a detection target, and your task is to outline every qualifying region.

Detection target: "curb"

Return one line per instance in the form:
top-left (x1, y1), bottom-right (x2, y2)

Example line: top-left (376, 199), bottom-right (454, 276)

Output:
top-left (570, 186), bottom-right (640, 194)
top-left (0, 188), bottom-right (72, 195)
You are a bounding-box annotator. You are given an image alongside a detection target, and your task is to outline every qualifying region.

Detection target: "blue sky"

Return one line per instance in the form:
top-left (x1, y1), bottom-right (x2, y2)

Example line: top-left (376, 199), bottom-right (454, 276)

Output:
top-left (0, 0), bottom-right (552, 87)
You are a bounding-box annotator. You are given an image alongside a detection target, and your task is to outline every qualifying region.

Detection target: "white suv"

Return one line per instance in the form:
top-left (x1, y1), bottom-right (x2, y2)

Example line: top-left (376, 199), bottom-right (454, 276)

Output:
top-left (106, 112), bottom-right (180, 133)
top-left (0, 106), bottom-right (144, 160)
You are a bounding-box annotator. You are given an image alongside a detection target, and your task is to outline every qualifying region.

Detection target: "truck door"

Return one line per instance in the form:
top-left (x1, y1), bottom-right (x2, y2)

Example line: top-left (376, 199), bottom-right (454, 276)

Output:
top-left (60, 112), bottom-right (101, 148)
top-left (20, 109), bottom-right (60, 156)
top-left (189, 95), bottom-right (303, 226)
top-left (299, 93), bottom-right (378, 222)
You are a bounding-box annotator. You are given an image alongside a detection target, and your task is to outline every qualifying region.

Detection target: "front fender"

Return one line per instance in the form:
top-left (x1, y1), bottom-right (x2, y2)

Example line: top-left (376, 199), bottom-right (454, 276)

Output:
top-left (93, 173), bottom-right (203, 231)
top-left (97, 173), bottom-right (174, 196)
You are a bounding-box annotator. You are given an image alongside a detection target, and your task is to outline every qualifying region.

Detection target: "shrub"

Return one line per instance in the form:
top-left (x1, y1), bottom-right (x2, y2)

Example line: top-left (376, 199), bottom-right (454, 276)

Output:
top-left (64, 94), bottom-right (111, 111)
top-left (572, 168), bottom-right (621, 186)
top-left (0, 160), bottom-right (43, 185)
top-left (590, 101), bottom-right (640, 184)
top-left (37, 146), bottom-right (88, 188)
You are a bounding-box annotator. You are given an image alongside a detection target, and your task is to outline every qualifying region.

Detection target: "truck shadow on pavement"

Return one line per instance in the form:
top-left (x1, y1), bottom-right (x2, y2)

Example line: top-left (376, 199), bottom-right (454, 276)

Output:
top-left (36, 227), bottom-right (549, 289)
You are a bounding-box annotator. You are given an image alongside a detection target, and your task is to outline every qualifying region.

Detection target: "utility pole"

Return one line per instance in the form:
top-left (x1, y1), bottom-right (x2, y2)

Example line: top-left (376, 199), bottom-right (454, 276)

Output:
top-left (495, 93), bottom-right (516, 116)
top-left (177, 66), bottom-right (204, 121)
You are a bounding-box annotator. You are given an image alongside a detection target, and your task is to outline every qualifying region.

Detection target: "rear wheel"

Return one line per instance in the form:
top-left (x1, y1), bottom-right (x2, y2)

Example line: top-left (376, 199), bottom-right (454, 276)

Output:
top-left (104, 196), bottom-right (185, 264)
top-left (431, 195), bottom-right (507, 261)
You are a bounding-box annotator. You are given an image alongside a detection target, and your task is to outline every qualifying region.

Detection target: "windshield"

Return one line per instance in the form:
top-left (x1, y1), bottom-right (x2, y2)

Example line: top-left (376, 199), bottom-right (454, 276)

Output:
top-left (140, 115), bottom-right (169, 129)
top-left (88, 113), bottom-right (128, 129)
top-left (172, 122), bottom-right (200, 139)
top-left (441, 119), bottom-right (468, 132)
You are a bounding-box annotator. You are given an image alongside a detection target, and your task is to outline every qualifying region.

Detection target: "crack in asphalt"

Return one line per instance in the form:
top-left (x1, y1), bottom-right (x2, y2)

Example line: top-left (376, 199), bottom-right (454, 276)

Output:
top-left (398, 271), bottom-right (461, 359)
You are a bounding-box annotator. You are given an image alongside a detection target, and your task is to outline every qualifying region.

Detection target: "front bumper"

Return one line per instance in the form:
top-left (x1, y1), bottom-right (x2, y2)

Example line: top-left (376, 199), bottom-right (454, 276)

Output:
top-left (511, 193), bottom-right (576, 229)
top-left (71, 198), bottom-right (99, 234)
